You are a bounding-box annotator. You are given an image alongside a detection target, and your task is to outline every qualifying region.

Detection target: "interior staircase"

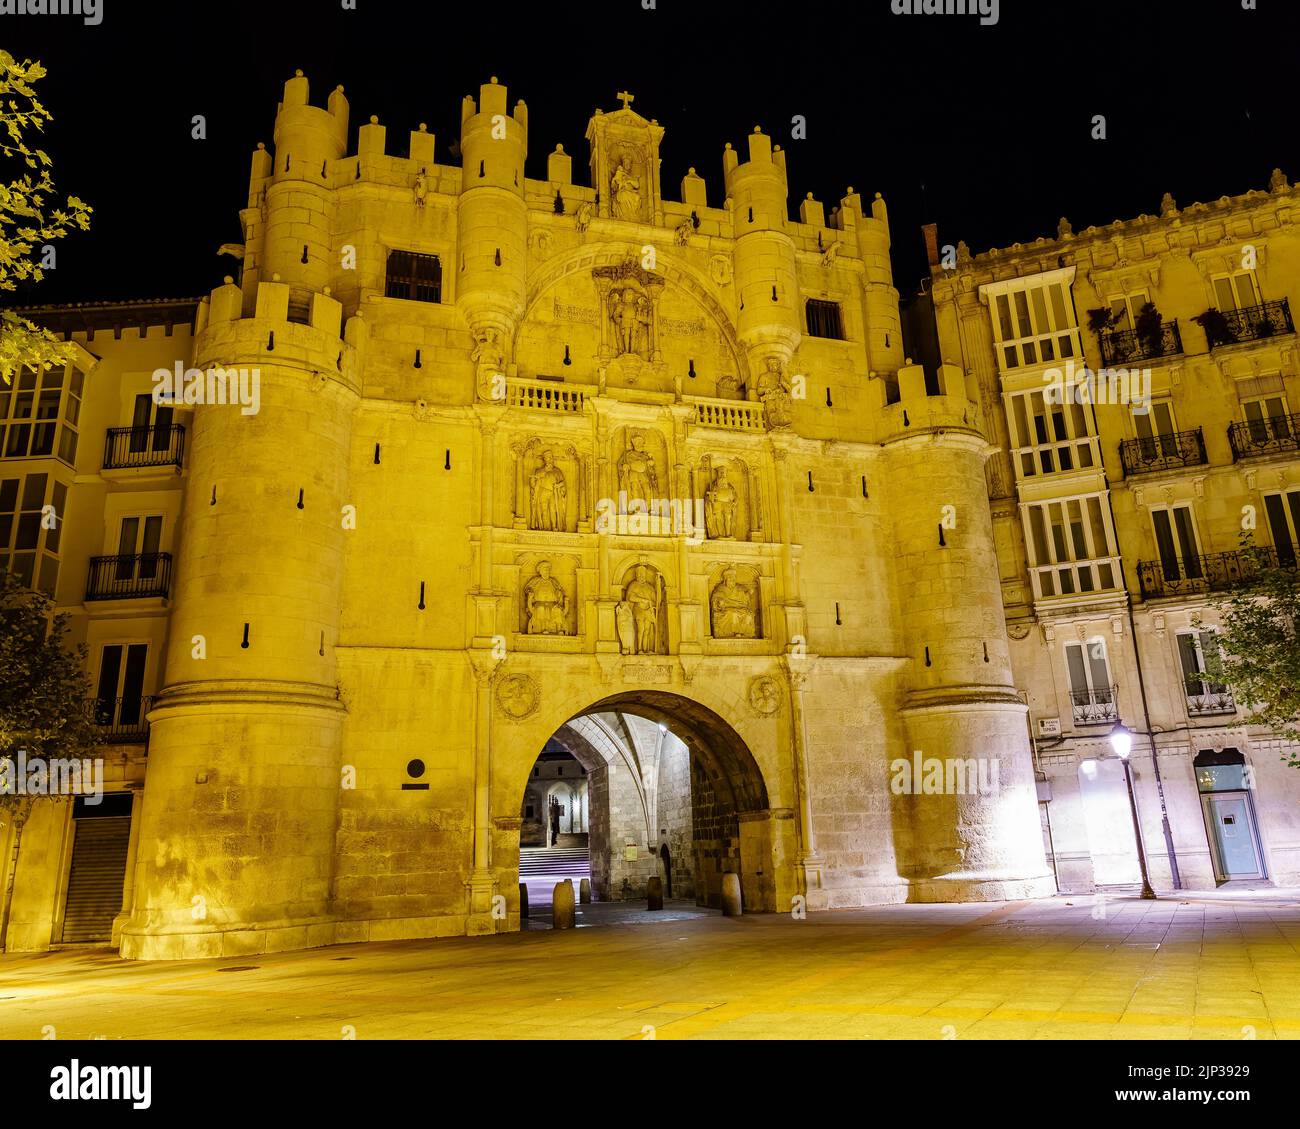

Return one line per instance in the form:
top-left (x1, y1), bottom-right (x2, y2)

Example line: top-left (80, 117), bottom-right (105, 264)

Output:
top-left (519, 842), bottom-right (590, 905)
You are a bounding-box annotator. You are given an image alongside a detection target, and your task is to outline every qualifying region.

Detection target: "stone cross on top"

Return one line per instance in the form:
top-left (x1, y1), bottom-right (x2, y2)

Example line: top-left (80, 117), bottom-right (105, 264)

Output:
top-left (617, 91), bottom-right (634, 111)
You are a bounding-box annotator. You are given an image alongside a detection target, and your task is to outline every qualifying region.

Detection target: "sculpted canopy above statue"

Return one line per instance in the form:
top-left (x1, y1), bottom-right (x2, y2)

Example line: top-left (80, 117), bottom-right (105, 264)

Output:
top-left (593, 258), bottom-right (664, 364)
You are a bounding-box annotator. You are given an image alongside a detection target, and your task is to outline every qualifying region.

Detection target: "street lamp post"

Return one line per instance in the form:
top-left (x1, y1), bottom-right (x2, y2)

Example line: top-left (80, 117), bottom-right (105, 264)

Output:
top-left (1109, 723), bottom-right (1157, 900)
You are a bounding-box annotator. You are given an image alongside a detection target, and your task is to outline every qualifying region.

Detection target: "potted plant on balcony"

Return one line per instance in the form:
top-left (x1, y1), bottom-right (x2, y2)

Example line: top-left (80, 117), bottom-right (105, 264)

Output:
top-left (1134, 302), bottom-right (1165, 357)
top-left (1193, 308), bottom-right (1236, 348)
top-left (1086, 307), bottom-right (1122, 335)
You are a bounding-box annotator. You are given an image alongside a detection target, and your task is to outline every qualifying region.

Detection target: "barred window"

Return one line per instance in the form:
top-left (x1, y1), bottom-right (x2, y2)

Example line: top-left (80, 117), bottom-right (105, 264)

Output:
top-left (385, 250), bottom-right (442, 303)
top-left (805, 299), bottom-right (844, 340)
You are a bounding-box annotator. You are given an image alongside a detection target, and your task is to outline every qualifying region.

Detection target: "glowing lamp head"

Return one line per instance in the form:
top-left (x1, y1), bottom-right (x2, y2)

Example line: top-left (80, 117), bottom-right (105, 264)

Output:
top-left (1109, 723), bottom-right (1134, 760)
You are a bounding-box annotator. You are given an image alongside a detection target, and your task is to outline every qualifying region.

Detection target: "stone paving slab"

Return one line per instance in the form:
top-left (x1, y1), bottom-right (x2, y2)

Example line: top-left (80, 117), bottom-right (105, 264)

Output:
top-left (1, 894), bottom-right (1299, 1040)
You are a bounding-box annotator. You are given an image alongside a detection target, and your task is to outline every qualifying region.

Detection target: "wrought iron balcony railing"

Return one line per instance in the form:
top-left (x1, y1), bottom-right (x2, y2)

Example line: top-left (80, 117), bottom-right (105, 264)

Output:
top-left (1120, 427), bottom-right (1207, 477)
top-left (1229, 412), bottom-right (1300, 460)
top-left (1202, 299), bottom-right (1294, 348)
top-left (91, 695), bottom-right (154, 743)
top-left (1070, 685), bottom-right (1119, 727)
top-left (85, 553), bottom-right (172, 601)
top-left (102, 424), bottom-right (186, 470)
top-left (1186, 689), bottom-right (1236, 718)
top-left (1100, 320), bottom-right (1183, 367)
top-left (1137, 546), bottom-right (1288, 600)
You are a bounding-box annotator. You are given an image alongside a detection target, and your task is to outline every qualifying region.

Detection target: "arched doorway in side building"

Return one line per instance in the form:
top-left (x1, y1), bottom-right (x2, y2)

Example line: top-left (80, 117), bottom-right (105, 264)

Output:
top-left (514, 691), bottom-right (772, 914)
top-left (1195, 748), bottom-right (1267, 883)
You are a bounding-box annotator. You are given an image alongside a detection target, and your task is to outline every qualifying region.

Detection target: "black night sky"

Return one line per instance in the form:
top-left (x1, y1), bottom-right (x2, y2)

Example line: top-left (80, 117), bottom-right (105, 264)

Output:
top-left (5, 0), bottom-right (1298, 308)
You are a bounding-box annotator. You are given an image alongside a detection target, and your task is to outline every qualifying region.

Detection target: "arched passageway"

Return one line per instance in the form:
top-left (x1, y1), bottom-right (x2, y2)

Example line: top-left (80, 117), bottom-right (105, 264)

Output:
top-left (514, 691), bottom-right (775, 913)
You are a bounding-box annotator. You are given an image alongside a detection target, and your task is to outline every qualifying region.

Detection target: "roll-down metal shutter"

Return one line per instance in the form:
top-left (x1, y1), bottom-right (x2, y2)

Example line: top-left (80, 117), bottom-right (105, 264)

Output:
top-left (61, 794), bottom-right (131, 943)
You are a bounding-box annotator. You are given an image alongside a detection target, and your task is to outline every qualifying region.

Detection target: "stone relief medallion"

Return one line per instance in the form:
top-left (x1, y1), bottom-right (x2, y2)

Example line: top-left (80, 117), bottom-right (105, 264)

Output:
top-left (748, 675), bottom-right (781, 717)
top-left (1006, 624), bottom-right (1032, 641)
top-left (495, 673), bottom-right (540, 721)
top-left (709, 255), bottom-right (732, 287)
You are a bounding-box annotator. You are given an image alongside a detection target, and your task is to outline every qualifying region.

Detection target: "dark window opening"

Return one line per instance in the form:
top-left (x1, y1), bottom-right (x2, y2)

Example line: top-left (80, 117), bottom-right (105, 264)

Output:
top-left (806, 298), bottom-right (845, 340)
top-left (385, 250), bottom-right (443, 303)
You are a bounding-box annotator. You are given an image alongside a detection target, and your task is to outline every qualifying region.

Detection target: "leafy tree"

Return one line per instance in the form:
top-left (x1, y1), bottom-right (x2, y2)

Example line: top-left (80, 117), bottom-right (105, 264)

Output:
top-left (1203, 544), bottom-right (1300, 767)
top-left (0, 52), bottom-right (92, 385)
top-left (0, 569), bottom-right (97, 948)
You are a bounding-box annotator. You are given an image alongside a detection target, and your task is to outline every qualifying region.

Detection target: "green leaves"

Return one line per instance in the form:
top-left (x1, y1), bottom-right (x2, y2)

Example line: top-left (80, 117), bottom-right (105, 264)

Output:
top-left (0, 55), bottom-right (92, 385)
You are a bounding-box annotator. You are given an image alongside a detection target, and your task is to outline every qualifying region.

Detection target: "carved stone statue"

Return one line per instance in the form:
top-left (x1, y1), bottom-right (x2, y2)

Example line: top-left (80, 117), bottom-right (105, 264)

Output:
top-left (704, 466), bottom-right (738, 539)
top-left (617, 432), bottom-right (658, 505)
top-left (615, 600), bottom-right (636, 656)
top-left (524, 560), bottom-right (567, 635)
top-left (528, 449), bottom-right (566, 532)
top-left (1270, 168), bottom-right (1290, 193)
top-left (673, 219), bottom-right (692, 246)
top-left (611, 154), bottom-right (642, 221)
top-left (414, 168), bottom-right (429, 208)
top-left (711, 567), bottom-right (758, 639)
top-left (574, 200), bottom-right (594, 234)
top-left (470, 328), bottom-right (504, 402)
top-left (619, 564), bottom-right (661, 654)
top-left (756, 357), bottom-right (793, 431)
top-left (609, 286), bottom-right (647, 357)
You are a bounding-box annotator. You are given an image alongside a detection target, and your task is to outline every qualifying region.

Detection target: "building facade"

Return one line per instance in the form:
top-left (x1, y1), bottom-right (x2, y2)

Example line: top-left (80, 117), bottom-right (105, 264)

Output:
top-left (21, 73), bottom-right (1298, 961)
top-left (922, 176), bottom-right (1300, 895)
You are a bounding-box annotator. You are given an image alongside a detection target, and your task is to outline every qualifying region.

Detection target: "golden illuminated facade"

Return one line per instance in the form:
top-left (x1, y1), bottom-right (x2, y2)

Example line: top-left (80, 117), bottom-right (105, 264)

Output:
top-left (16, 74), bottom-right (1298, 960)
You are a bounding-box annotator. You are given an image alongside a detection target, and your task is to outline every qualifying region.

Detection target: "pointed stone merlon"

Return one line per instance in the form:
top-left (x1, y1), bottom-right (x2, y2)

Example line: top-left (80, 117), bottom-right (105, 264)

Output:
top-left (681, 167), bottom-right (707, 208)
top-left (800, 192), bottom-right (825, 228)
top-left (548, 144), bottom-right (572, 185)
top-left (410, 123), bottom-right (435, 166)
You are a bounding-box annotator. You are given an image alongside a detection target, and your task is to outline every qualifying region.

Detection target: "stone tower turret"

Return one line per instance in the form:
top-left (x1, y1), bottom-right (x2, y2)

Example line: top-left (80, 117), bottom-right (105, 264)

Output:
top-left (119, 72), bottom-right (364, 961)
top-left (457, 76), bottom-right (528, 399)
top-left (879, 363), bottom-right (1053, 902)
top-left (724, 128), bottom-right (801, 375)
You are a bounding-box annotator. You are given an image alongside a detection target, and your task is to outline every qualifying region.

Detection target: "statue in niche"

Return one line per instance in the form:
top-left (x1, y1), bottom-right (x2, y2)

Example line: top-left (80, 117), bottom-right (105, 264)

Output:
top-left (704, 466), bottom-right (738, 539)
top-left (470, 327), bottom-right (505, 402)
top-left (611, 154), bottom-right (642, 221)
top-left (414, 168), bottom-right (429, 208)
top-left (756, 357), bottom-right (794, 431)
top-left (711, 567), bottom-right (758, 639)
top-left (618, 564), bottom-right (663, 655)
top-left (524, 560), bottom-right (568, 635)
top-left (608, 286), bottom-right (652, 359)
top-left (618, 431), bottom-right (658, 505)
top-left (528, 449), bottom-right (567, 532)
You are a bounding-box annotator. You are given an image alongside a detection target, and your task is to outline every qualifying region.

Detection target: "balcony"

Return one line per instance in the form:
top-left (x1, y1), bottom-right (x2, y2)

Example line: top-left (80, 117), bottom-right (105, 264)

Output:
top-left (91, 695), bottom-right (153, 744)
top-left (1100, 320), bottom-right (1183, 367)
top-left (1119, 428), bottom-right (1207, 477)
top-left (85, 553), bottom-right (172, 601)
top-left (1201, 299), bottom-right (1294, 348)
top-left (1229, 412), bottom-right (1300, 461)
top-left (1070, 685), bottom-right (1118, 727)
top-left (1186, 689), bottom-right (1236, 718)
top-left (1137, 546), bottom-right (1286, 600)
top-left (103, 424), bottom-right (185, 471)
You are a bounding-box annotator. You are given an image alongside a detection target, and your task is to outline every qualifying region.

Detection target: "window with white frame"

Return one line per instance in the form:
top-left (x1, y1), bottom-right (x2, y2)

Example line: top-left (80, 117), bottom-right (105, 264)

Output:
top-left (989, 276), bottom-right (1078, 370)
top-left (1024, 495), bottom-right (1118, 598)
top-left (1150, 504), bottom-right (1202, 582)
top-left (1108, 291), bottom-right (1150, 332)
top-left (1243, 393), bottom-right (1291, 446)
top-left (0, 365), bottom-right (83, 465)
top-left (1064, 639), bottom-right (1117, 725)
top-left (0, 472), bottom-right (67, 594)
top-left (1176, 630), bottom-right (1234, 716)
top-left (1212, 270), bottom-right (1260, 312)
top-left (1006, 389), bottom-right (1096, 477)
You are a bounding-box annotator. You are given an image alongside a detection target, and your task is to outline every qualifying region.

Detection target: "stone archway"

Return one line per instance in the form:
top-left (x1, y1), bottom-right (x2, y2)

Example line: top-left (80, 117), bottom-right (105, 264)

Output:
top-left (510, 689), bottom-right (782, 915)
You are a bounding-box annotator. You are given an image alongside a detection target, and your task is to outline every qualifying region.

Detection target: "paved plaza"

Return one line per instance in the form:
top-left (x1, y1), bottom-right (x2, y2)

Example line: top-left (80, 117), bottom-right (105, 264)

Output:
top-left (2, 893), bottom-right (1299, 1040)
